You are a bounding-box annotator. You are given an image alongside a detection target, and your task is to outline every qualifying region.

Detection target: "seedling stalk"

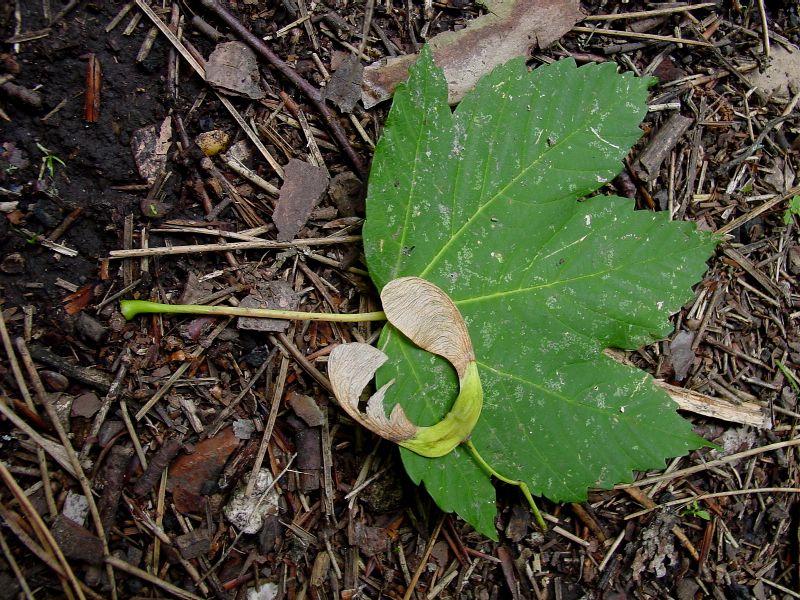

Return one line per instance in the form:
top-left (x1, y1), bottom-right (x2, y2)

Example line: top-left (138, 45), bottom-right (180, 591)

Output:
top-left (120, 299), bottom-right (386, 322)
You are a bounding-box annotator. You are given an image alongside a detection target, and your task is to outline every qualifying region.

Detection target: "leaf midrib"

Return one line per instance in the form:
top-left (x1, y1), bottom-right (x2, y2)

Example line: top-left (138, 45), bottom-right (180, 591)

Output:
top-left (418, 104), bottom-right (592, 281)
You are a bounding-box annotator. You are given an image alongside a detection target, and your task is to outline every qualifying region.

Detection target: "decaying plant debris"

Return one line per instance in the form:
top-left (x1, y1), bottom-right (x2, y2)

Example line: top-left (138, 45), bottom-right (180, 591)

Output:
top-left (1, 1), bottom-right (799, 599)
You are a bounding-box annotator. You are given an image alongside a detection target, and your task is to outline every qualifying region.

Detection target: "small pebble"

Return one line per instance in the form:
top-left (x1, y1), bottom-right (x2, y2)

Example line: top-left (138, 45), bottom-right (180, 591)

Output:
top-left (40, 369), bottom-right (69, 392)
top-left (75, 312), bottom-right (108, 344)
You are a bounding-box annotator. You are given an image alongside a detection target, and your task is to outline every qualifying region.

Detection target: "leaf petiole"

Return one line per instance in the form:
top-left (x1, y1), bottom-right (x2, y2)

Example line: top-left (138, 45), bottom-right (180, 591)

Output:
top-left (463, 439), bottom-right (547, 530)
top-left (120, 299), bottom-right (387, 323)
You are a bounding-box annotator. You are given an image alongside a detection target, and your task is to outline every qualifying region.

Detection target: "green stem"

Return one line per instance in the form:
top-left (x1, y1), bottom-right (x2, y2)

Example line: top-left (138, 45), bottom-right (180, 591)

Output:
top-left (776, 360), bottom-right (800, 395)
top-left (463, 439), bottom-right (547, 531)
top-left (120, 300), bottom-right (387, 323)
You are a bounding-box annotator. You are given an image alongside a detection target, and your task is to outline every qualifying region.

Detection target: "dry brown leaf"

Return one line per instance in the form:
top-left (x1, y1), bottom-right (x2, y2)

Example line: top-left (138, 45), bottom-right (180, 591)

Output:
top-left (205, 41), bottom-right (265, 99)
top-left (361, 0), bottom-right (582, 108)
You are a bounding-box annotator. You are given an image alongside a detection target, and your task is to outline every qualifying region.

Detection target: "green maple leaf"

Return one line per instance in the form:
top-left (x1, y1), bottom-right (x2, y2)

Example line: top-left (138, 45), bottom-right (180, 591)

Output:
top-left (362, 48), bottom-right (719, 539)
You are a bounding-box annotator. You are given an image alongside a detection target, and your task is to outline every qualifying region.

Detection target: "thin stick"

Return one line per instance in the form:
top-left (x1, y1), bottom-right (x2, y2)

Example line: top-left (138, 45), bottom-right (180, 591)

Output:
top-left (0, 503), bottom-right (83, 600)
top-left (105, 555), bottom-right (204, 600)
top-left (571, 26), bottom-right (714, 47)
top-left (120, 398), bottom-right (148, 469)
top-left (274, 332), bottom-right (333, 392)
top-left (0, 528), bottom-right (35, 600)
top-left (402, 514), bottom-right (445, 600)
top-left (219, 152), bottom-right (280, 195)
top-left (616, 437), bottom-right (800, 489)
top-left (151, 225), bottom-right (265, 242)
top-left (15, 338), bottom-right (119, 599)
top-left (135, 317), bottom-right (232, 420)
top-left (204, 347), bottom-right (276, 438)
top-left (80, 350), bottom-right (131, 460)
top-left (626, 487), bottom-right (800, 520)
top-left (246, 355), bottom-right (289, 496)
top-left (0, 306), bottom-right (57, 516)
top-left (582, 3), bottom-right (718, 21)
top-left (756, 0), bottom-right (770, 58)
top-left (109, 234), bottom-right (362, 258)
top-left (197, 454), bottom-right (297, 585)
top-left (0, 397), bottom-right (76, 477)
top-left (716, 186), bottom-right (800, 235)
top-left (135, 361), bottom-right (191, 420)
top-left (0, 463), bottom-right (86, 600)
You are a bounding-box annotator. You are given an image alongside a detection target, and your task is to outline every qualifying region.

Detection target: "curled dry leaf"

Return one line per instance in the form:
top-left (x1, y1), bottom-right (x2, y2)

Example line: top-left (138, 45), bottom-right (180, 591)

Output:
top-left (328, 343), bottom-right (418, 443)
top-left (361, 0), bottom-right (582, 108)
top-left (328, 277), bottom-right (482, 458)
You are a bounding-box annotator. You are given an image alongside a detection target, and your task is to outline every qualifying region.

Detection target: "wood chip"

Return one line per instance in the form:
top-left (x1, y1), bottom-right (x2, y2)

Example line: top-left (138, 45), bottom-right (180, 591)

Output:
top-left (272, 159), bottom-right (330, 242)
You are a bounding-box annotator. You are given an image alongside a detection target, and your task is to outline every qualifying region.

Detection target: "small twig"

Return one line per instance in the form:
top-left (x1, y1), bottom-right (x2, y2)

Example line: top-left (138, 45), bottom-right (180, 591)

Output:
top-left (598, 530), bottom-right (625, 572)
top-left (0, 503), bottom-right (84, 599)
top-left (0, 398), bottom-right (75, 477)
top-left (134, 0), bottom-right (284, 178)
top-left (80, 350), bottom-right (131, 460)
top-left (273, 332), bottom-right (333, 392)
top-left (627, 487), bottom-right (800, 520)
top-left (726, 114), bottom-right (800, 171)
top-left (0, 306), bottom-right (57, 516)
top-left (616, 437), bottom-right (800, 490)
top-left (204, 347), bottom-right (277, 438)
top-left (119, 398), bottom-right (148, 469)
top-left (756, 0), bottom-right (770, 58)
top-left (197, 454), bottom-right (297, 585)
top-left (716, 185), bottom-right (800, 235)
top-left (582, 3), bottom-right (718, 21)
top-left (280, 90), bottom-right (328, 172)
top-left (572, 26), bottom-right (713, 47)
top-left (47, 206), bottom-right (83, 241)
top-left (135, 317), bottom-right (231, 420)
top-left (403, 515), bottom-right (446, 600)
top-left (136, 361), bottom-right (191, 420)
top-left (105, 555), bottom-right (204, 600)
top-left (246, 354), bottom-right (289, 496)
top-left (106, 2), bottom-right (135, 32)
top-left (723, 246), bottom-right (789, 302)
top-left (109, 234), bottom-right (362, 258)
top-left (219, 152), bottom-right (280, 196)
top-left (151, 225), bottom-right (264, 241)
top-left (49, 0), bottom-right (81, 26)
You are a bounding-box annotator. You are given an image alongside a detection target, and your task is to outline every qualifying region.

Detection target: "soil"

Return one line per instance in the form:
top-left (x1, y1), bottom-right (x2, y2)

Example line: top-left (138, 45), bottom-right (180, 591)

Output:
top-left (0, 1), bottom-right (799, 599)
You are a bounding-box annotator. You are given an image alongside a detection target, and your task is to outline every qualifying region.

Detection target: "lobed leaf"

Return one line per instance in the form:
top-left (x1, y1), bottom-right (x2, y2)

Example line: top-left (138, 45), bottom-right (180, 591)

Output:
top-left (363, 48), bottom-right (718, 538)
